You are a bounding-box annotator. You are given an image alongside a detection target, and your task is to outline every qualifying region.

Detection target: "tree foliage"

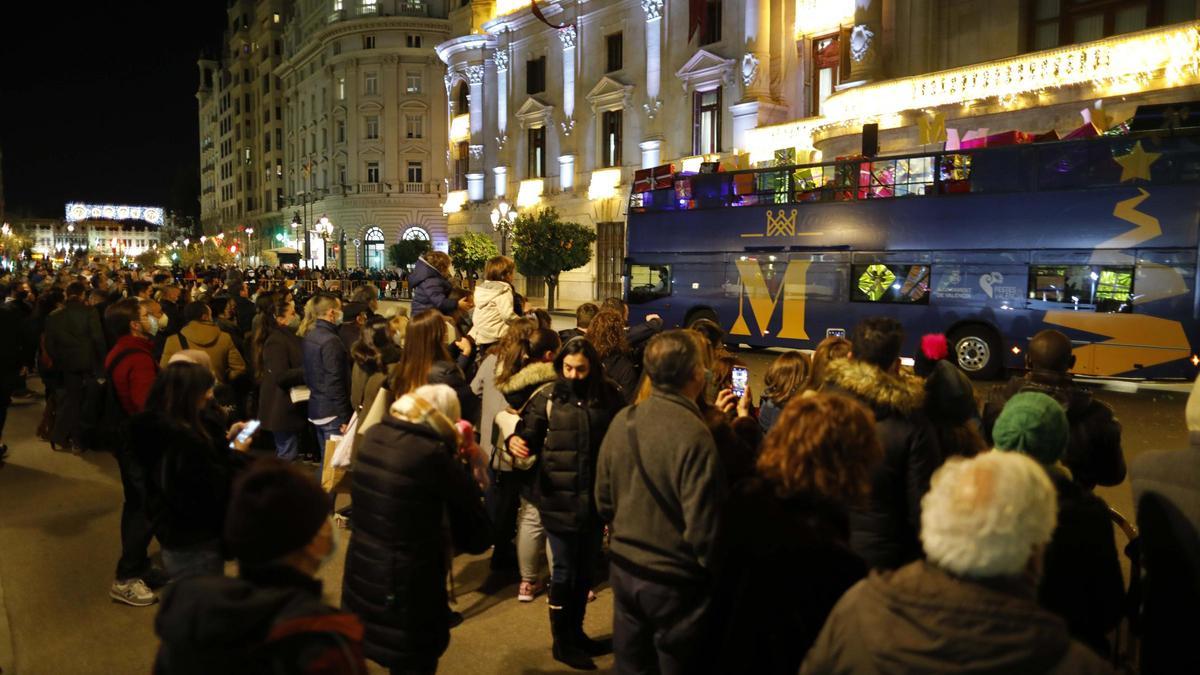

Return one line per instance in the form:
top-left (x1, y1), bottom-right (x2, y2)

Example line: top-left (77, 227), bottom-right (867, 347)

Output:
top-left (510, 208), bottom-right (595, 310)
top-left (179, 241), bottom-right (234, 268)
top-left (449, 232), bottom-right (499, 279)
top-left (134, 249), bottom-right (161, 269)
top-left (388, 239), bottom-right (431, 268)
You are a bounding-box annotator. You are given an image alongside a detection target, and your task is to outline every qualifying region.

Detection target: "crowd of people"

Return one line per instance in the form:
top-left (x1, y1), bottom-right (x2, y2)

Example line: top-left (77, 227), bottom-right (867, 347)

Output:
top-left (1, 252), bottom-right (1197, 675)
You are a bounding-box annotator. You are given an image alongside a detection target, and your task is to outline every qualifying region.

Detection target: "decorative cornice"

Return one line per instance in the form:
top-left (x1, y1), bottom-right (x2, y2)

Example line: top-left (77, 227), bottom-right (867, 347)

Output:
top-left (434, 34), bottom-right (493, 66)
top-left (557, 25), bottom-right (577, 50)
top-left (465, 64), bottom-right (485, 85)
top-left (493, 49), bottom-right (509, 72)
top-left (641, 0), bottom-right (664, 21)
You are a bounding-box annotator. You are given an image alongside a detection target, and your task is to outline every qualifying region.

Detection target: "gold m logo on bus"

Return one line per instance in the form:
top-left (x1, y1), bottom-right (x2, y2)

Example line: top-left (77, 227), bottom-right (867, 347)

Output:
top-left (766, 209), bottom-right (798, 237)
top-left (729, 259), bottom-right (811, 340)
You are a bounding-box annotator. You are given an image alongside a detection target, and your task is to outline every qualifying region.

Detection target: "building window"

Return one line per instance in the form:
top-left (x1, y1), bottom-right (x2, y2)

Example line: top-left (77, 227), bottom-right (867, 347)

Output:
top-left (528, 126), bottom-right (546, 178)
top-left (405, 71), bottom-right (422, 93)
top-left (361, 0), bottom-right (378, 15)
top-left (334, 0), bottom-right (344, 11)
top-left (273, 12), bottom-right (281, 23)
top-left (455, 83), bottom-right (469, 114)
top-left (526, 56), bottom-right (546, 95)
top-left (366, 161), bottom-right (380, 183)
top-left (455, 140), bottom-right (469, 190)
top-left (364, 226), bottom-right (386, 269)
top-left (812, 34), bottom-right (840, 116)
top-left (264, 132), bottom-right (271, 152)
top-left (366, 115), bottom-right (379, 139)
top-left (363, 35), bottom-right (376, 49)
top-left (337, 77), bottom-right (346, 100)
top-left (365, 72), bottom-right (378, 95)
top-left (407, 161), bottom-right (423, 183)
top-left (405, 114), bottom-right (424, 139)
top-left (693, 88), bottom-right (721, 155)
top-left (336, 119), bottom-right (346, 143)
top-left (601, 110), bottom-right (622, 168)
top-left (333, 41), bottom-right (342, 55)
top-left (406, 34), bottom-right (423, 48)
top-left (1026, 0), bottom-right (1192, 51)
top-left (701, 0), bottom-right (722, 44)
top-left (606, 32), bottom-right (623, 72)
top-left (337, 164), bottom-right (346, 185)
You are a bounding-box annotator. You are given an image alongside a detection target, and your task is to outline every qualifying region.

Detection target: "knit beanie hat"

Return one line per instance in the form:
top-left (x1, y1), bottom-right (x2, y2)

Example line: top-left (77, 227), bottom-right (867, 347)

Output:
top-left (992, 391), bottom-right (1069, 465)
top-left (224, 459), bottom-right (332, 566)
top-left (924, 360), bottom-right (976, 425)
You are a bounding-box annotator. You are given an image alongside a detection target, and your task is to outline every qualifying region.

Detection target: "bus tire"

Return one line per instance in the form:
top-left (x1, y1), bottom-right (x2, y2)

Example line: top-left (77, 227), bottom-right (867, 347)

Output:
top-left (949, 324), bottom-right (1002, 380)
top-left (685, 308), bottom-right (718, 329)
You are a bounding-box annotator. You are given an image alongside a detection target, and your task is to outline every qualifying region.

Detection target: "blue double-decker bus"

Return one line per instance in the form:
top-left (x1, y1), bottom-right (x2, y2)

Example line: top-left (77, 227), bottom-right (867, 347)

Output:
top-left (624, 130), bottom-right (1200, 379)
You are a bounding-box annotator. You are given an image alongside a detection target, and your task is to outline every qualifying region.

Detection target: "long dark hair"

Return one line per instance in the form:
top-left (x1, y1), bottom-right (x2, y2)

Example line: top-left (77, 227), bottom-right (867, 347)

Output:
top-left (351, 315), bottom-right (393, 372)
top-left (253, 296), bottom-right (293, 376)
top-left (555, 337), bottom-right (607, 399)
top-left (388, 310), bottom-right (450, 395)
top-left (145, 362), bottom-right (217, 439)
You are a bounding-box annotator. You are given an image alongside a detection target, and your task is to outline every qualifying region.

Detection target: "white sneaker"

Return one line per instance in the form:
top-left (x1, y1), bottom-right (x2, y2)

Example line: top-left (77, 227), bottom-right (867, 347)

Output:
top-left (110, 578), bottom-right (157, 607)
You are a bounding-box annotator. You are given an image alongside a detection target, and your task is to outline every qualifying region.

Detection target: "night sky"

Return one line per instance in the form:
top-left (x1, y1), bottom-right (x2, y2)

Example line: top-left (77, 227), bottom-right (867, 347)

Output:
top-left (0, 0), bottom-right (230, 220)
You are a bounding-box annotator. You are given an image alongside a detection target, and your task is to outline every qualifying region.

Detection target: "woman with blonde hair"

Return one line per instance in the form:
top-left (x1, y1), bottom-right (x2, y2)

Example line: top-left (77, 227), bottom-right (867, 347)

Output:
top-left (715, 393), bottom-right (880, 673)
top-left (387, 311), bottom-right (479, 424)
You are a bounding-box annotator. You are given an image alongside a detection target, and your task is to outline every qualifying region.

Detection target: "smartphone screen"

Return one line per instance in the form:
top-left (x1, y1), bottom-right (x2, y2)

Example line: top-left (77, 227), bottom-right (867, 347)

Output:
top-left (231, 419), bottom-right (261, 448)
top-left (731, 366), bottom-right (749, 399)
top-left (827, 327), bottom-right (847, 339)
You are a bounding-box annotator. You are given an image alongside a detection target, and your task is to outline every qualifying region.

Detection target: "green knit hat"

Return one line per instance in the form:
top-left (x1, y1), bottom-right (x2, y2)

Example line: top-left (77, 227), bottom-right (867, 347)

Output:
top-left (993, 391), bottom-right (1069, 465)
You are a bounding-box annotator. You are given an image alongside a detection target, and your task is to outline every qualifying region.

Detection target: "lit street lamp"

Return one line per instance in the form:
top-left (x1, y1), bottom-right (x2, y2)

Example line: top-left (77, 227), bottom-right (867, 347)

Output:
top-left (489, 199), bottom-right (515, 256)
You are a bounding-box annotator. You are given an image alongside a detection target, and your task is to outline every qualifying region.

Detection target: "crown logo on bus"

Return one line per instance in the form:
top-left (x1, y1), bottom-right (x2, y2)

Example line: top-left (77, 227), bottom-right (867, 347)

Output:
top-left (766, 209), bottom-right (798, 237)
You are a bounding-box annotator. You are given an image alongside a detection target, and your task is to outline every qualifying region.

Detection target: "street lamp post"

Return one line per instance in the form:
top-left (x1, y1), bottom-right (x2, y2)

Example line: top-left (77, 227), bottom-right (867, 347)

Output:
top-left (489, 199), bottom-right (515, 256)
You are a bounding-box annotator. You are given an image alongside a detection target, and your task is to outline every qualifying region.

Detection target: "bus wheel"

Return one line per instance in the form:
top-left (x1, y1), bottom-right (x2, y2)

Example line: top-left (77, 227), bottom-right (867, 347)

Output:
top-left (949, 325), bottom-right (1001, 380)
top-left (685, 309), bottom-right (718, 328)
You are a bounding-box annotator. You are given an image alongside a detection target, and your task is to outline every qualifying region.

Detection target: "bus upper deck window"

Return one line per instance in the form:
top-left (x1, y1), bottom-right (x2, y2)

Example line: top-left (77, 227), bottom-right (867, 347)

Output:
top-left (629, 264), bottom-right (672, 304)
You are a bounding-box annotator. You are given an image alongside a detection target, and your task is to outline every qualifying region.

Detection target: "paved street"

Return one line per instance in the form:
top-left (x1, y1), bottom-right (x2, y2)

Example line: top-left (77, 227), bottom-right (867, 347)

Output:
top-left (0, 325), bottom-right (1187, 673)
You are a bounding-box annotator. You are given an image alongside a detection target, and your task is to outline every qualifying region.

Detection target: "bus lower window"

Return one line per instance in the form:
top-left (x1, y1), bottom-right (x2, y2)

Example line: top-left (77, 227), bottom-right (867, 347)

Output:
top-left (1028, 265), bottom-right (1133, 313)
top-left (851, 264), bottom-right (931, 304)
top-left (628, 264), bottom-right (672, 304)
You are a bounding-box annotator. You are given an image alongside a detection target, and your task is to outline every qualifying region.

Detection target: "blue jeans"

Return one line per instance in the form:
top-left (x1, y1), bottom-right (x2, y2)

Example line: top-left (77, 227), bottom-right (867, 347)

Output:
top-left (162, 540), bottom-right (223, 581)
top-left (546, 525), bottom-right (603, 589)
top-left (312, 416), bottom-right (349, 464)
top-left (273, 430), bottom-right (299, 462)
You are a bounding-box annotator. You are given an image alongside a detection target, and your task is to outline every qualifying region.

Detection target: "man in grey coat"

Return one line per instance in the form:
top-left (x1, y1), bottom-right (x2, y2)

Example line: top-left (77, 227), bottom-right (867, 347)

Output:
top-left (1130, 376), bottom-right (1200, 675)
top-left (595, 330), bottom-right (726, 675)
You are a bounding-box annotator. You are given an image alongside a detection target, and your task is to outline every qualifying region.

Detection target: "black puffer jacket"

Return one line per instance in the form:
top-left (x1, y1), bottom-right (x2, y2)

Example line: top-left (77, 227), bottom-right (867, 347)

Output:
top-left (517, 377), bottom-right (626, 533)
top-left (342, 415), bottom-right (490, 670)
top-left (821, 359), bottom-right (941, 570)
top-left (602, 352), bottom-right (640, 403)
top-left (983, 371), bottom-right (1125, 489)
top-left (429, 359), bottom-right (480, 426)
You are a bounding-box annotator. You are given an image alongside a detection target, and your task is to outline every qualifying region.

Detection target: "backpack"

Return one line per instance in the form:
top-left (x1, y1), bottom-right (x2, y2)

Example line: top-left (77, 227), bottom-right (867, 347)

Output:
top-left (95, 348), bottom-right (143, 453)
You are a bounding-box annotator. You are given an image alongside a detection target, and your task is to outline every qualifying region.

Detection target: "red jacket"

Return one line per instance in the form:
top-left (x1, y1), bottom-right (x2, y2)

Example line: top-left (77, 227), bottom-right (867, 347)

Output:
top-left (106, 334), bottom-right (158, 415)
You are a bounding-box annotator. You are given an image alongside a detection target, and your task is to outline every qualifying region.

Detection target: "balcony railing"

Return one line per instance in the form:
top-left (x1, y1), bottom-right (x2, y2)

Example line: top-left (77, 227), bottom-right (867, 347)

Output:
top-left (404, 182), bottom-right (429, 194)
top-left (327, 9), bottom-right (345, 23)
top-left (358, 183), bottom-right (382, 194)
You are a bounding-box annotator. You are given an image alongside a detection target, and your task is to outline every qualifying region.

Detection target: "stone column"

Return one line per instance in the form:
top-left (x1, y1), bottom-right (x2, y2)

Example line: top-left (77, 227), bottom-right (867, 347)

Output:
top-left (741, 0), bottom-right (770, 101)
top-left (848, 0), bottom-right (884, 84)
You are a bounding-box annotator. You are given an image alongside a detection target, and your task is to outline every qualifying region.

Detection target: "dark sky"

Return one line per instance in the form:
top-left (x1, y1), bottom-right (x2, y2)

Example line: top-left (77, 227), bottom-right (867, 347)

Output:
top-left (0, 0), bottom-right (230, 220)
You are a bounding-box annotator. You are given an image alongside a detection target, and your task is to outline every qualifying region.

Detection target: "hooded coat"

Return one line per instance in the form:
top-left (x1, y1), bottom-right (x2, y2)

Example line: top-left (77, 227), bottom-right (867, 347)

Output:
top-left (408, 257), bottom-right (457, 317)
top-left (341, 415), bottom-right (490, 670)
top-left (821, 359), bottom-right (942, 570)
top-left (154, 565), bottom-right (367, 675)
top-left (467, 280), bottom-right (517, 346)
top-left (160, 320), bottom-right (247, 384)
top-left (800, 561), bottom-right (1115, 675)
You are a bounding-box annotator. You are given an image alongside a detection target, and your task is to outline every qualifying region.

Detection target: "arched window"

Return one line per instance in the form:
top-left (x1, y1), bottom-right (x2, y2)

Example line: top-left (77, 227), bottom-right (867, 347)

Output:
top-left (402, 226), bottom-right (430, 241)
top-left (364, 226), bottom-right (386, 270)
top-left (455, 82), bottom-right (469, 115)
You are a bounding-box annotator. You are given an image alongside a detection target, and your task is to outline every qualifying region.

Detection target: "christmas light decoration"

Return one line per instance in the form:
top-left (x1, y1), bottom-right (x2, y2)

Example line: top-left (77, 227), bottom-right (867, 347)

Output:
top-left (516, 178), bottom-right (545, 208)
top-left (794, 0), bottom-right (854, 38)
top-left (587, 168), bottom-right (622, 200)
top-left (442, 190), bottom-right (468, 215)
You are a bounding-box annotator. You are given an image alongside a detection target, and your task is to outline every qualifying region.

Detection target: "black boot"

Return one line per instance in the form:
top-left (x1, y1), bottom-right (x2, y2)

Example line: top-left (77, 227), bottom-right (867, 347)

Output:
top-left (571, 585), bottom-right (612, 657)
top-left (549, 583), bottom-right (596, 670)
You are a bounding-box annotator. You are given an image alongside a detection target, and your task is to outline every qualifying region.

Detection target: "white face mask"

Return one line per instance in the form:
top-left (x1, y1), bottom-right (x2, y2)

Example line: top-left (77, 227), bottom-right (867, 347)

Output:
top-left (142, 314), bottom-right (159, 337)
top-left (157, 313), bottom-right (169, 329)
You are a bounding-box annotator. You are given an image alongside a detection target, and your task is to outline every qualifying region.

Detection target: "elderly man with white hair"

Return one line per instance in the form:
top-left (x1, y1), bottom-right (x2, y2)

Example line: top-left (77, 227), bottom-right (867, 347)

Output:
top-left (801, 451), bottom-right (1113, 674)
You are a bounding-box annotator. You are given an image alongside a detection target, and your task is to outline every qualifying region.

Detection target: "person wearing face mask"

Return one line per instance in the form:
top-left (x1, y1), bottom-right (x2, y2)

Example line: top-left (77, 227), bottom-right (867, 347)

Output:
top-left (302, 294), bottom-right (353, 459)
top-left (256, 297), bottom-right (308, 462)
top-left (508, 338), bottom-right (626, 669)
top-left (104, 298), bottom-right (164, 607)
top-left (132, 362), bottom-right (255, 582)
top-left (154, 460), bottom-right (368, 675)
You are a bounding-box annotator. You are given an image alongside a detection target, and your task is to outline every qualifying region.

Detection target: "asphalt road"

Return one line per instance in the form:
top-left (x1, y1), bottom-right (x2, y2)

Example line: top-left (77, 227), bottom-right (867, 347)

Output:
top-left (0, 311), bottom-right (1187, 674)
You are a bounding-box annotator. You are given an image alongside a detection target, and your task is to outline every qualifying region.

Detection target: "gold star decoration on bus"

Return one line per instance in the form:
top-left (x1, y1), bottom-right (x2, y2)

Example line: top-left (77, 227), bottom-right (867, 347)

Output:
top-left (1114, 141), bottom-right (1161, 183)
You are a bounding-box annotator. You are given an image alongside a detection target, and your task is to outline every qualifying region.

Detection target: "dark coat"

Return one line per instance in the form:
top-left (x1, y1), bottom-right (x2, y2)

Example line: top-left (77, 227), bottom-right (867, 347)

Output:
top-left (601, 352), bottom-right (640, 403)
top-left (983, 372), bottom-right (1124, 489)
top-left (259, 326), bottom-right (307, 433)
top-left (302, 320), bottom-right (351, 420)
top-left (801, 561), bottom-right (1115, 675)
top-left (1130, 440), bottom-right (1200, 675)
top-left (131, 411), bottom-right (246, 550)
top-left (1041, 468), bottom-right (1125, 656)
top-left (44, 298), bottom-right (107, 374)
top-left (342, 416), bottom-right (490, 670)
top-left (716, 480), bottom-right (867, 674)
top-left (517, 377), bottom-right (626, 533)
top-left (429, 359), bottom-right (481, 427)
top-left (408, 258), bottom-right (456, 317)
top-left (757, 397), bottom-right (785, 434)
top-left (155, 565), bottom-right (367, 675)
top-left (234, 296), bottom-right (256, 337)
top-left (821, 359), bottom-right (941, 570)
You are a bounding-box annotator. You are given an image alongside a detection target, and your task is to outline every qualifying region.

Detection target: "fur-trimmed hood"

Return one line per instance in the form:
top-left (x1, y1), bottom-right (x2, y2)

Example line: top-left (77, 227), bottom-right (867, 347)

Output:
top-left (496, 361), bottom-right (557, 395)
top-left (822, 358), bottom-right (925, 418)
